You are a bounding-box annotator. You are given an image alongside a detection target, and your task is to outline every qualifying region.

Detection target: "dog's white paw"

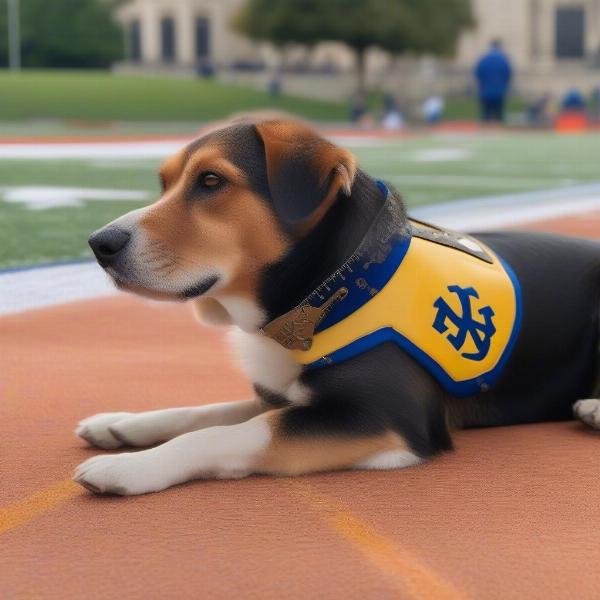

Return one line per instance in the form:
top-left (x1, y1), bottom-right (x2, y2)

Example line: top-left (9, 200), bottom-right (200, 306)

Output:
top-left (73, 451), bottom-right (171, 496)
top-left (76, 412), bottom-right (134, 449)
top-left (76, 412), bottom-right (181, 448)
top-left (573, 399), bottom-right (600, 429)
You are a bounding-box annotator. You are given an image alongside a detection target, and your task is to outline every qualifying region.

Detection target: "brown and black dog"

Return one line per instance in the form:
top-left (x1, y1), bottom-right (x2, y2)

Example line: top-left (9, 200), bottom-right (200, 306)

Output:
top-left (75, 118), bottom-right (600, 495)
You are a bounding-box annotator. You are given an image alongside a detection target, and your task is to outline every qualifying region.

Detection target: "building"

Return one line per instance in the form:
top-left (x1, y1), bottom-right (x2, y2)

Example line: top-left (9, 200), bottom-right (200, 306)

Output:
top-left (458, 0), bottom-right (600, 70)
top-left (115, 0), bottom-right (263, 73)
top-left (114, 0), bottom-right (600, 98)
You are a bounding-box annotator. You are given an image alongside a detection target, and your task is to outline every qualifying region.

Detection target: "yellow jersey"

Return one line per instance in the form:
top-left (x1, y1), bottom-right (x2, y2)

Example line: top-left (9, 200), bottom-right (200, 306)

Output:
top-left (289, 223), bottom-right (521, 397)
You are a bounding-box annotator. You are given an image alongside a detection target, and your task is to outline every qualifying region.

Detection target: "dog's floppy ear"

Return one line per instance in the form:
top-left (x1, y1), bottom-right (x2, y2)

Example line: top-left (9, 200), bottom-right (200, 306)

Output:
top-left (254, 120), bottom-right (357, 228)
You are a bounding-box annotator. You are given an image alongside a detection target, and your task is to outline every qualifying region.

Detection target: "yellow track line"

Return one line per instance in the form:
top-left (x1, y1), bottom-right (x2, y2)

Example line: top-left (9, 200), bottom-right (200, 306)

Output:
top-left (0, 479), bottom-right (82, 536)
top-left (3, 476), bottom-right (463, 600)
top-left (283, 479), bottom-right (465, 600)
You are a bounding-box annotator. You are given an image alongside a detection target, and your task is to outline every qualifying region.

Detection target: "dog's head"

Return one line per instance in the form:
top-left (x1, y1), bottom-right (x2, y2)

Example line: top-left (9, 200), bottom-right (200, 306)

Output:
top-left (88, 119), bottom-right (356, 327)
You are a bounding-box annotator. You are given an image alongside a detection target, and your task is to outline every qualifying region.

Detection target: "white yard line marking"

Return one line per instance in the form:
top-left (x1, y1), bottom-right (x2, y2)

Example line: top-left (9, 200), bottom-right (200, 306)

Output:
top-left (0, 135), bottom-right (391, 160)
top-left (0, 186), bottom-right (150, 210)
top-left (0, 141), bottom-right (188, 160)
top-left (412, 148), bottom-right (470, 162)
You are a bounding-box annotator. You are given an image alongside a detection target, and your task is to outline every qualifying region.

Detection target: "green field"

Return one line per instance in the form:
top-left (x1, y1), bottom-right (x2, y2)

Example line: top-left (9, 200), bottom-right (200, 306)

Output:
top-left (2, 131), bottom-right (600, 269)
top-left (0, 70), bottom-right (348, 123)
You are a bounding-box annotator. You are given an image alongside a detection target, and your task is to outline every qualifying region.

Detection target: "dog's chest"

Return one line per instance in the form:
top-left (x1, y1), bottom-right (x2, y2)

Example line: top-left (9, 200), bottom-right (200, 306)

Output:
top-left (229, 329), bottom-right (310, 405)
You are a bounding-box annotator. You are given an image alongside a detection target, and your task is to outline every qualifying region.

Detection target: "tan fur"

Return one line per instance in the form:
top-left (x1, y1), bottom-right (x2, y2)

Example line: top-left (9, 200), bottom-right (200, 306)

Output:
top-left (134, 119), bottom-right (357, 305)
top-left (257, 411), bottom-right (408, 475)
top-left (140, 145), bottom-right (289, 300)
top-left (159, 148), bottom-right (186, 192)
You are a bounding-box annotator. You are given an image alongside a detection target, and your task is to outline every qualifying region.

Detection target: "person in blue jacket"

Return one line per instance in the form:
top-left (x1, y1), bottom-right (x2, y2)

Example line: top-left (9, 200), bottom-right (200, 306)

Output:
top-left (475, 40), bottom-right (513, 122)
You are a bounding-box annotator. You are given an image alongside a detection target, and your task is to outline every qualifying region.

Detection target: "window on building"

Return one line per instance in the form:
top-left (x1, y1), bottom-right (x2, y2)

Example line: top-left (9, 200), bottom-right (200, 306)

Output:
top-left (195, 17), bottom-right (211, 61)
top-left (161, 17), bottom-right (176, 63)
top-left (529, 0), bottom-right (541, 60)
top-left (129, 19), bottom-right (141, 62)
top-left (555, 6), bottom-right (585, 59)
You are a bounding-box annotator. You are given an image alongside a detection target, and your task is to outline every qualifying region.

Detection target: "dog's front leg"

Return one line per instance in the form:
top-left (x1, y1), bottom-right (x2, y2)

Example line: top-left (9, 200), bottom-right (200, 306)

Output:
top-left (74, 408), bottom-right (419, 496)
top-left (74, 409), bottom-right (281, 495)
top-left (76, 398), bottom-right (267, 449)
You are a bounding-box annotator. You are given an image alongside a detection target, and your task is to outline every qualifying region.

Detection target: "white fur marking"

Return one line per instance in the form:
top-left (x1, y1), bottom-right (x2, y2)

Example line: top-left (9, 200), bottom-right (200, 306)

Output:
top-left (230, 328), bottom-right (302, 397)
top-left (354, 450), bottom-right (423, 471)
top-left (77, 400), bottom-right (264, 448)
top-left (286, 380), bottom-right (312, 406)
top-left (217, 296), bottom-right (265, 332)
top-left (574, 399), bottom-right (600, 429)
top-left (74, 414), bottom-right (272, 495)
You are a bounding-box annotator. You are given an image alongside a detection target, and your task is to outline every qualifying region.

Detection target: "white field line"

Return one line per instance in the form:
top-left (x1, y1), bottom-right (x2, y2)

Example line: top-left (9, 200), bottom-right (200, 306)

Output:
top-left (412, 148), bottom-right (470, 162)
top-left (0, 140), bottom-right (187, 160)
top-left (0, 135), bottom-right (390, 161)
top-left (386, 174), bottom-right (576, 188)
top-left (1, 189), bottom-right (599, 317)
top-left (0, 186), bottom-right (150, 209)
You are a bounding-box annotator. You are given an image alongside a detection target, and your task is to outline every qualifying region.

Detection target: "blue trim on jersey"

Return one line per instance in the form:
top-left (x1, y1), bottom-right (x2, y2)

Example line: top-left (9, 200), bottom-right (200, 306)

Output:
top-left (317, 233), bottom-right (412, 331)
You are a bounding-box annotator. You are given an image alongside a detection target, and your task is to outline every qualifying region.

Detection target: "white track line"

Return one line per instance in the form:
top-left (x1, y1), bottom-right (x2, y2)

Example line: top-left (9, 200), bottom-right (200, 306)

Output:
top-left (0, 262), bottom-right (118, 315)
top-left (411, 183), bottom-right (600, 230)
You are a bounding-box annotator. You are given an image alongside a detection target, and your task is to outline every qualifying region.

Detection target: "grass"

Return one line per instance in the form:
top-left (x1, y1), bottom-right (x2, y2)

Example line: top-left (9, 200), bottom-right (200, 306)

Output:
top-left (2, 131), bottom-right (600, 269)
top-left (441, 95), bottom-right (526, 121)
top-left (0, 70), bottom-right (528, 129)
top-left (0, 70), bottom-right (348, 122)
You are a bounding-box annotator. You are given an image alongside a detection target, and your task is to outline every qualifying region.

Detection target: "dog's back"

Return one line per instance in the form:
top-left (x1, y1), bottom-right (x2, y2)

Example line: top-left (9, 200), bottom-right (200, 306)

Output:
top-left (465, 230), bottom-right (600, 425)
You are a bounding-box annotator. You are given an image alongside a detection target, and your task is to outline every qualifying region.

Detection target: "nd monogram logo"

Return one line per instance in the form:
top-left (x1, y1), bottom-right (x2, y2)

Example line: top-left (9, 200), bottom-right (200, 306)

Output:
top-left (432, 285), bottom-right (496, 361)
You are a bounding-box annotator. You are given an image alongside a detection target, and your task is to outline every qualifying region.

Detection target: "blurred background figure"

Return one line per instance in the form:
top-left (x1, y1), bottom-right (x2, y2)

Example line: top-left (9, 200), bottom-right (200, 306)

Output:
top-left (350, 92), bottom-right (367, 123)
top-left (381, 93), bottom-right (405, 130)
top-left (555, 86), bottom-right (588, 131)
top-left (267, 68), bottom-right (282, 97)
top-left (561, 87), bottom-right (586, 112)
top-left (527, 93), bottom-right (553, 127)
top-left (422, 95), bottom-right (445, 124)
top-left (474, 39), bottom-right (512, 123)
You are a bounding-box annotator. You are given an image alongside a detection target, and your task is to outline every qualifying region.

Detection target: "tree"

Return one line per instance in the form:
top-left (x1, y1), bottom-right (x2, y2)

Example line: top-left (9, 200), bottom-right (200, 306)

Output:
top-left (0, 0), bottom-right (123, 69)
top-left (236, 0), bottom-right (474, 97)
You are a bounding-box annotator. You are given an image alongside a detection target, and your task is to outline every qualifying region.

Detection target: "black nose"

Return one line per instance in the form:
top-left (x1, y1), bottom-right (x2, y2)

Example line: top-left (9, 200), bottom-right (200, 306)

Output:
top-left (88, 227), bottom-right (131, 266)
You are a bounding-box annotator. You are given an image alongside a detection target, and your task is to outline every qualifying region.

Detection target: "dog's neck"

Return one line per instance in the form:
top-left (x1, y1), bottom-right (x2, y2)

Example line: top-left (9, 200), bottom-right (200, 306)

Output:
top-left (257, 170), bottom-right (394, 326)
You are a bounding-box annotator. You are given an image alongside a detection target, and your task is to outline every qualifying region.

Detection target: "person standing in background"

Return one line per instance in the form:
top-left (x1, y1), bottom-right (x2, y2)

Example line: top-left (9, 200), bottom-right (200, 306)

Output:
top-left (475, 40), bottom-right (513, 122)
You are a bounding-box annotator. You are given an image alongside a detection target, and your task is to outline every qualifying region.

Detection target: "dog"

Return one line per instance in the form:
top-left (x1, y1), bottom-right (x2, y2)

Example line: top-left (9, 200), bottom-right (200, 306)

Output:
top-left (75, 118), bottom-right (600, 495)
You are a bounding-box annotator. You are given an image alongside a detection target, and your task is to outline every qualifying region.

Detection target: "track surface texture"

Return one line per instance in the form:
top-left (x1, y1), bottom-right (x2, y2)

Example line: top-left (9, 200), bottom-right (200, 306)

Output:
top-left (1, 214), bottom-right (599, 600)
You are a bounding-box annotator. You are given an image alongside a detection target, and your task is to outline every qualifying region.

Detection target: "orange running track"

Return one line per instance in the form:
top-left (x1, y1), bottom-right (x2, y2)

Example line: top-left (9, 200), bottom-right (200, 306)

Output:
top-left (1, 214), bottom-right (599, 600)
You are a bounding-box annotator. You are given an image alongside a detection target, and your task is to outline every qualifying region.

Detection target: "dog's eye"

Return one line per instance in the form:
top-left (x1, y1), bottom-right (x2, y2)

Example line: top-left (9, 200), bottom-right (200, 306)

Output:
top-left (199, 172), bottom-right (223, 189)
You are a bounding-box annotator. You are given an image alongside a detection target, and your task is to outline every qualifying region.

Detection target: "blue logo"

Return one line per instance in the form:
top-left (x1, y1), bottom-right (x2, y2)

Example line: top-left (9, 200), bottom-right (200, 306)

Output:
top-left (433, 285), bottom-right (496, 361)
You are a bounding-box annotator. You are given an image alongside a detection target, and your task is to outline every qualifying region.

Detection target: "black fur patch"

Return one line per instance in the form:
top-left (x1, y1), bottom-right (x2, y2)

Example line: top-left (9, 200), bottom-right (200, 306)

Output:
top-left (258, 170), bottom-right (397, 322)
top-left (180, 275), bottom-right (219, 298)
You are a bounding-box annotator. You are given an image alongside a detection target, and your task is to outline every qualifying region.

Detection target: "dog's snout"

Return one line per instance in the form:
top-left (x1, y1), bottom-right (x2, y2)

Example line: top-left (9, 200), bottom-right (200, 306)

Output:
top-left (88, 227), bottom-right (131, 266)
